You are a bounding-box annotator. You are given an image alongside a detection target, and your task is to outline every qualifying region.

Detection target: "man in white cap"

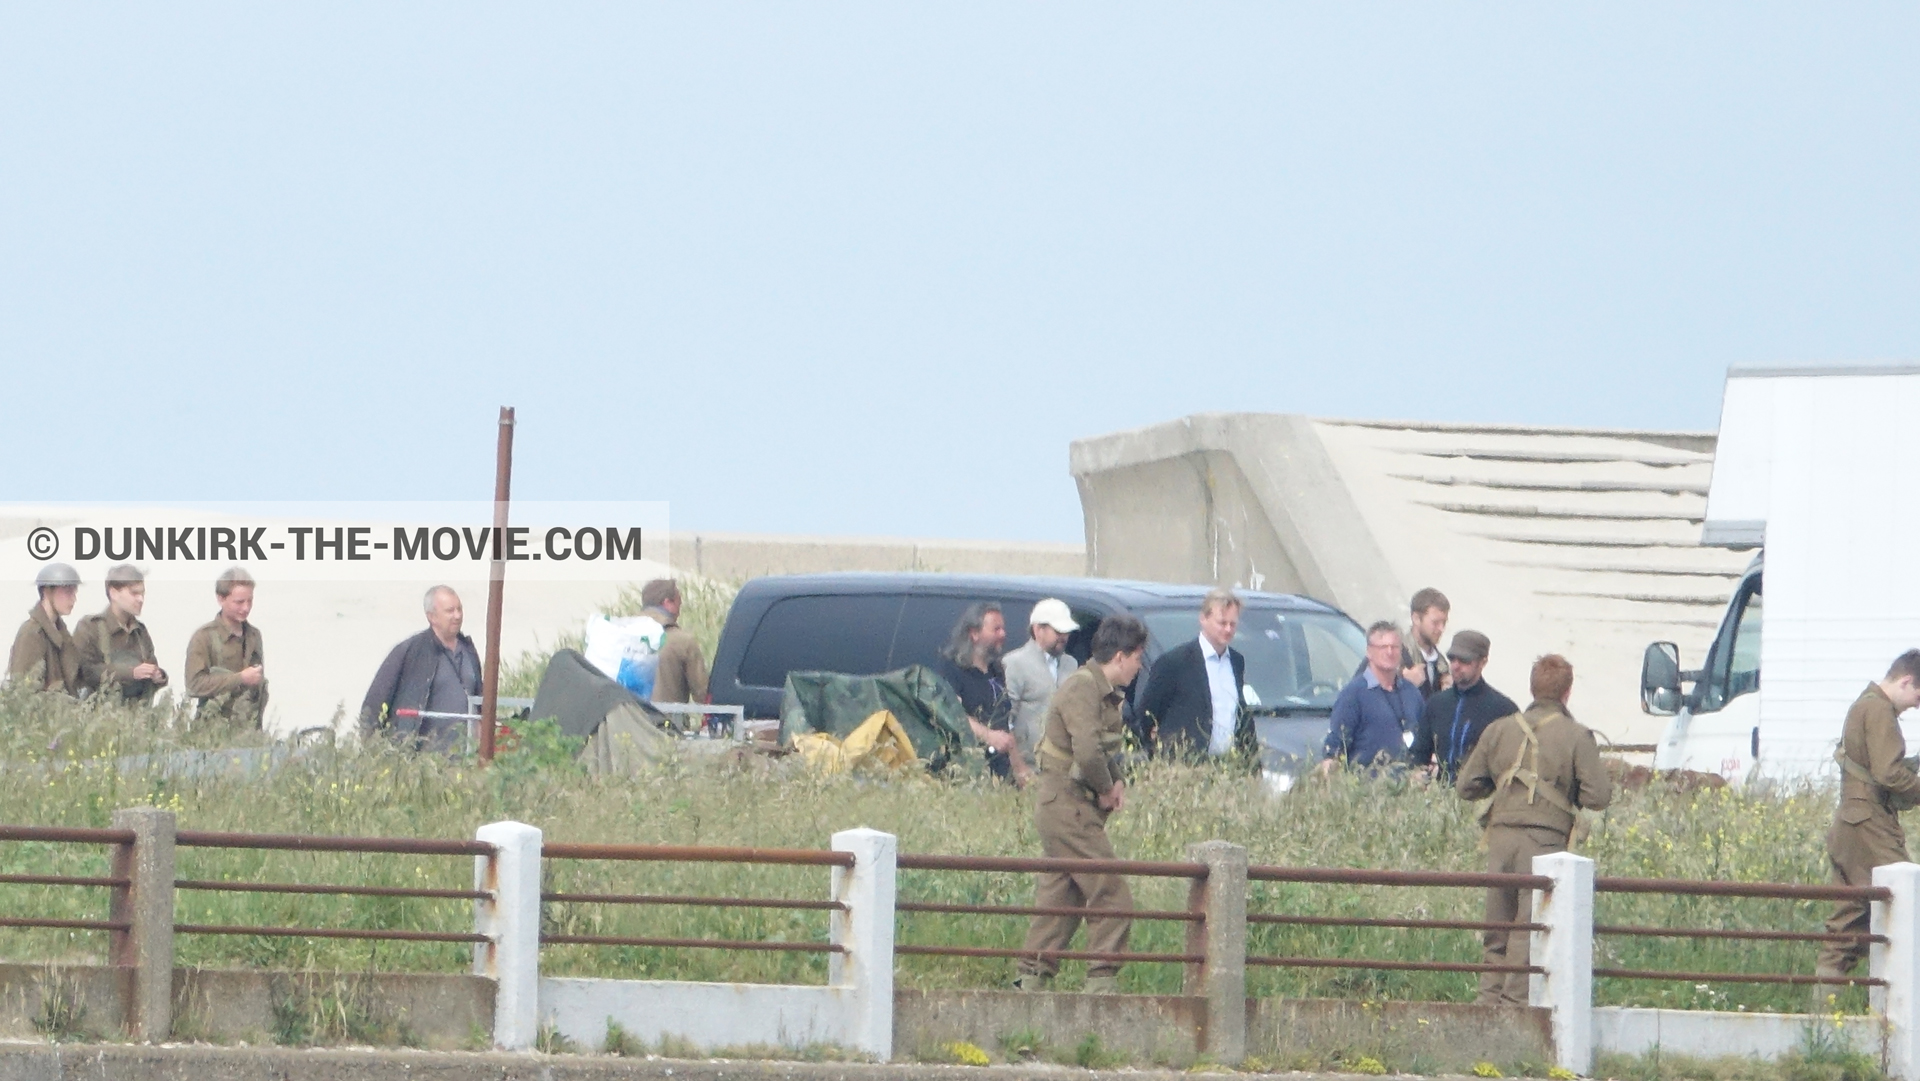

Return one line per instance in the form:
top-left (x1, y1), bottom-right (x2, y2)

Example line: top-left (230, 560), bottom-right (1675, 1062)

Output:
top-left (1003, 598), bottom-right (1081, 786)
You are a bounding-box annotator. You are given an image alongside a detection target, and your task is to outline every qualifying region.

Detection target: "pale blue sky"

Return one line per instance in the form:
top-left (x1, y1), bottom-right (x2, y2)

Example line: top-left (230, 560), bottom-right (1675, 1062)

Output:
top-left (3, 5), bottom-right (1916, 542)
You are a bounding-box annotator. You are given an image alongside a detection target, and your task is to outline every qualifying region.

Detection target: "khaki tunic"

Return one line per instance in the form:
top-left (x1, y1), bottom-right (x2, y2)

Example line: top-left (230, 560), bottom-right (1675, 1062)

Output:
top-left (73, 608), bottom-right (168, 703)
top-left (1457, 699), bottom-right (1613, 1005)
top-left (7, 605), bottom-right (82, 696)
top-left (645, 607), bottom-right (710, 705)
top-left (1816, 683), bottom-right (1920, 977)
top-left (184, 617), bottom-right (268, 726)
top-left (1019, 665), bottom-right (1134, 979)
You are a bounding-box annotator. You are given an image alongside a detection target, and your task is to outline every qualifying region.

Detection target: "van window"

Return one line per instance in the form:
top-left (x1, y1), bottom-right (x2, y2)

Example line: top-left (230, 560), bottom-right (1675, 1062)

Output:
top-left (1699, 577), bottom-right (1762, 712)
top-left (889, 596), bottom-right (1036, 671)
top-left (736, 594), bottom-right (903, 689)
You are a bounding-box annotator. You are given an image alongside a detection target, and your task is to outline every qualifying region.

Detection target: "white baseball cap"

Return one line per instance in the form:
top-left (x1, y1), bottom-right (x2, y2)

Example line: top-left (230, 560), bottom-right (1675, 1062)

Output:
top-left (1029, 598), bottom-right (1079, 633)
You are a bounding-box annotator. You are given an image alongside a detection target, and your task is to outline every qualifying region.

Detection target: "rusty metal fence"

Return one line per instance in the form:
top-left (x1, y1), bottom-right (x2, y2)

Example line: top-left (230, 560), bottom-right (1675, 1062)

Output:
top-left (1, 810), bottom-right (1913, 1072)
top-left (539, 841), bottom-right (849, 955)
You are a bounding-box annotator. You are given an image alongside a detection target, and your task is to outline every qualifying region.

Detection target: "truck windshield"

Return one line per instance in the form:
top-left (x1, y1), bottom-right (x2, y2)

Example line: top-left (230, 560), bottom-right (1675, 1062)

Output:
top-left (1698, 575), bottom-right (1762, 713)
top-left (1141, 607), bottom-right (1367, 711)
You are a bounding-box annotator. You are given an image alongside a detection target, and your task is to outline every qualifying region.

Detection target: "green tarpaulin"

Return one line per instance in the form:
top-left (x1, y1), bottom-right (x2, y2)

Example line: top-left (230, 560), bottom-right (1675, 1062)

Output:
top-left (779, 665), bottom-right (978, 773)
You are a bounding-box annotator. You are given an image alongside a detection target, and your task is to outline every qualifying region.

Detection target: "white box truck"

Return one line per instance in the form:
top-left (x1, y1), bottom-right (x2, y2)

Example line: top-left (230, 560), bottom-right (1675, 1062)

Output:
top-left (1644, 364), bottom-right (1920, 781)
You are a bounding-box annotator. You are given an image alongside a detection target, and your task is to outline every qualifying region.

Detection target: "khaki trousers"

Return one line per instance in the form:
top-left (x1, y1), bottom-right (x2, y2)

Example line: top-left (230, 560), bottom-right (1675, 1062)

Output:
top-left (1019, 783), bottom-right (1134, 978)
top-left (1481, 825), bottom-right (1567, 1006)
top-left (1816, 813), bottom-right (1910, 977)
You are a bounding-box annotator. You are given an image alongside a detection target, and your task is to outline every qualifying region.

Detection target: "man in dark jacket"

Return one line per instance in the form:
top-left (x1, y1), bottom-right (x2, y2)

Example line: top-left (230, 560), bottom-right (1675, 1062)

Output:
top-left (361, 585), bottom-right (483, 752)
top-left (1134, 588), bottom-right (1254, 760)
top-left (1409, 631), bottom-right (1519, 783)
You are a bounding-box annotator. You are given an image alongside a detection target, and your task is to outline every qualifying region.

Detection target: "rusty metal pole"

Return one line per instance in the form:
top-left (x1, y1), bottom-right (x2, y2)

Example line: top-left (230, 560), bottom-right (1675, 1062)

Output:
top-left (479, 407), bottom-right (515, 764)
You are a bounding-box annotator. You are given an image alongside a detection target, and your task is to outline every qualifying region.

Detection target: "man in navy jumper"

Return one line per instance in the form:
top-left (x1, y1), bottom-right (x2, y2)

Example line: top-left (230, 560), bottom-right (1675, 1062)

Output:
top-left (1319, 621), bottom-right (1426, 775)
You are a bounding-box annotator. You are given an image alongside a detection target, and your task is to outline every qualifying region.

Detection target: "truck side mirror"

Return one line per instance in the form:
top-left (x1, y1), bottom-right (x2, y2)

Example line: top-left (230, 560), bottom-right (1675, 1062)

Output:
top-left (1642, 641), bottom-right (1683, 715)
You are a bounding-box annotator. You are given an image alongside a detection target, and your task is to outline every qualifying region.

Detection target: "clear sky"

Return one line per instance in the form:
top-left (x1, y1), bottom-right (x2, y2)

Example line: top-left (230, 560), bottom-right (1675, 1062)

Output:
top-left (3, 4), bottom-right (1916, 543)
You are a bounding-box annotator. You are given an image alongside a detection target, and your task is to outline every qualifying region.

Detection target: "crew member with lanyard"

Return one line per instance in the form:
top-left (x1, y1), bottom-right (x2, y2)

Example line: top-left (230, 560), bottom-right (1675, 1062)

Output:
top-left (1318, 621), bottom-right (1426, 775)
top-left (1409, 630), bottom-right (1519, 783)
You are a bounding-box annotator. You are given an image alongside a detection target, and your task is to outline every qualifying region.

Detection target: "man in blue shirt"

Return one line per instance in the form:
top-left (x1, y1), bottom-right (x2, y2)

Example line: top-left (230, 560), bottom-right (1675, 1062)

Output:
top-left (1319, 621), bottom-right (1425, 774)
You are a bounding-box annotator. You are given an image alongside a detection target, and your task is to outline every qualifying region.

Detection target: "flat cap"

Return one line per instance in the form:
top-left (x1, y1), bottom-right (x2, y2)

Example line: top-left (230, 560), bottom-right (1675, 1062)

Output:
top-left (1446, 630), bottom-right (1490, 663)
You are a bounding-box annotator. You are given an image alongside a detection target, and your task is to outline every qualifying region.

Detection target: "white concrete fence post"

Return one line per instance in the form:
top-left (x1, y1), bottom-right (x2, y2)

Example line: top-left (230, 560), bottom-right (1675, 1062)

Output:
top-left (831, 828), bottom-right (897, 1062)
top-left (1872, 861), bottom-right (1920, 1080)
top-left (475, 820), bottom-right (544, 1051)
top-left (1530, 852), bottom-right (1595, 1077)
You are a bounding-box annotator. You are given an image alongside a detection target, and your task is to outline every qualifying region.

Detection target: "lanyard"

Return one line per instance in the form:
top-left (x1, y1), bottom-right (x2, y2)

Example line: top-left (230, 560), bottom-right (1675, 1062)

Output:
top-left (1446, 691), bottom-right (1470, 772)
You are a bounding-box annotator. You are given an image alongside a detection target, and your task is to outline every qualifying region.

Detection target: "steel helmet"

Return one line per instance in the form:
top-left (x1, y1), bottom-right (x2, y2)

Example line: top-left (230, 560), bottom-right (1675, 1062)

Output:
top-left (34, 563), bottom-right (80, 589)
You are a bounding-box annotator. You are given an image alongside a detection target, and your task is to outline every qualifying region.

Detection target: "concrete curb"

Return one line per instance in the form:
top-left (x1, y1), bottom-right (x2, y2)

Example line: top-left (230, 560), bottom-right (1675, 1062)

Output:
top-left (0, 1043), bottom-right (1414, 1081)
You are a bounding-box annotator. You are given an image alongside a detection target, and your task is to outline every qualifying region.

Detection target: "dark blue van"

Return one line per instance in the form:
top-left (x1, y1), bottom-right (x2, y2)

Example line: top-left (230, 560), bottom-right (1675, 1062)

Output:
top-left (707, 574), bottom-right (1368, 778)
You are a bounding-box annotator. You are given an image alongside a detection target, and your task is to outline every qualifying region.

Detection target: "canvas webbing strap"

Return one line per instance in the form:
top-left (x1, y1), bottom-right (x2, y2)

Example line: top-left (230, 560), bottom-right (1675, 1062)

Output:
top-left (1493, 710), bottom-right (1578, 816)
top-left (1835, 744), bottom-right (1880, 788)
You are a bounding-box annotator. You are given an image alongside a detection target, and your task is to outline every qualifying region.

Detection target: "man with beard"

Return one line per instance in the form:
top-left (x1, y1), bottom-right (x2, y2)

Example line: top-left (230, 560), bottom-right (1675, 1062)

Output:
top-left (1409, 630), bottom-right (1517, 783)
top-left (1004, 598), bottom-right (1081, 785)
top-left (935, 602), bottom-right (1017, 779)
top-left (1402, 588), bottom-right (1451, 699)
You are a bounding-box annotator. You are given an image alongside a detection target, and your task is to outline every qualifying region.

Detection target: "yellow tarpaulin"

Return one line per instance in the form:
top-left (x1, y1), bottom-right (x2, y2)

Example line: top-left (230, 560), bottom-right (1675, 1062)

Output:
top-left (792, 709), bottom-right (918, 774)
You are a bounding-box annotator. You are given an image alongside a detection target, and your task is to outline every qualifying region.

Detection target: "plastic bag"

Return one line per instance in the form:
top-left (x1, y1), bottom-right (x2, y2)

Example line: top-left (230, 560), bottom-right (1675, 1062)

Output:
top-left (582, 614), bottom-right (666, 699)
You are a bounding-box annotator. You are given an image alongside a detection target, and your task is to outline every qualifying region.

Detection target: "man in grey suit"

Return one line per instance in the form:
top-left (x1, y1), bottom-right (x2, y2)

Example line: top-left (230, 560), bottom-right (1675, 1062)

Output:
top-left (1004, 598), bottom-right (1081, 786)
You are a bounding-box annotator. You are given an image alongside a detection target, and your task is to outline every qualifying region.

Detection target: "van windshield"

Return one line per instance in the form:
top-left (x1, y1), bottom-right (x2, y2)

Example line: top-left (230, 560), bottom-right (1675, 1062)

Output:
top-left (1141, 607), bottom-right (1367, 711)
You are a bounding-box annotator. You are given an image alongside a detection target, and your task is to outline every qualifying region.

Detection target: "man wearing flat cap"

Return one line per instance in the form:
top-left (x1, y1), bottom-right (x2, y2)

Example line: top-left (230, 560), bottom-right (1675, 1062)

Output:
top-left (1409, 630), bottom-right (1519, 783)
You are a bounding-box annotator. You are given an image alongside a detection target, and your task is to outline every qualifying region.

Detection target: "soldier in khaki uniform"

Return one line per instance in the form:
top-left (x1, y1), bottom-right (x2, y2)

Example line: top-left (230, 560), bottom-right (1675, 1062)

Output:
top-left (1814, 650), bottom-right (1920, 989)
top-left (7, 563), bottom-right (84, 696)
top-left (640, 579), bottom-right (710, 707)
top-left (74, 564), bottom-right (169, 703)
top-left (184, 567), bottom-right (267, 727)
top-left (1015, 614), bottom-right (1150, 994)
top-left (1457, 654), bottom-right (1612, 1005)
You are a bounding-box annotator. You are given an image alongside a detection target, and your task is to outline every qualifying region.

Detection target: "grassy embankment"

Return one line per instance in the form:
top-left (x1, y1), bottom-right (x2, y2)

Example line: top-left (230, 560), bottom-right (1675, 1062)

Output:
top-left (0, 670), bottom-right (1876, 1017)
top-left (0, 576), bottom-right (1888, 1017)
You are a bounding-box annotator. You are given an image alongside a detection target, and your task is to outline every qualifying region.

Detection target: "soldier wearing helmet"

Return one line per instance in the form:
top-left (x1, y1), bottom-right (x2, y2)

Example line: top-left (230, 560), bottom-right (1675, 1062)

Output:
top-left (8, 563), bottom-right (84, 695)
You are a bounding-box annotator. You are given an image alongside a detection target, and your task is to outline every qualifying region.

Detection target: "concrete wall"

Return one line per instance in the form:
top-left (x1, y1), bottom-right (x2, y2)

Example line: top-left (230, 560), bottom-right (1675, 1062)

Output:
top-left (893, 988), bottom-right (1202, 1066)
top-left (0, 964), bottom-right (490, 1050)
top-left (1250, 999), bottom-right (1552, 1073)
top-left (1071, 413), bottom-right (1748, 746)
top-left (1593, 1006), bottom-right (1883, 1062)
top-left (541, 978), bottom-right (852, 1054)
top-left (668, 531), bottom-right (1084, 580)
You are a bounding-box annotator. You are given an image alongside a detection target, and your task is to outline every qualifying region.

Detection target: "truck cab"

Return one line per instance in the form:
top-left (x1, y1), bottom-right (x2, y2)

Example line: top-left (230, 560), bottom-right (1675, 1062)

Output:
top-left (1637, 363), bottom-right (1920, 784)
top-left (1642, 555), bottom-right (1762, 778)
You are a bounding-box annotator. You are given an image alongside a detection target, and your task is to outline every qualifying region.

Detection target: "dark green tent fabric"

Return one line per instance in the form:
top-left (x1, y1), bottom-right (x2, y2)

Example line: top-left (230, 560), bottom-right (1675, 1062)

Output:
top-left (780, 665), bottom-right (977, 772)
top-left (531, 648), bottom-right (666, 739)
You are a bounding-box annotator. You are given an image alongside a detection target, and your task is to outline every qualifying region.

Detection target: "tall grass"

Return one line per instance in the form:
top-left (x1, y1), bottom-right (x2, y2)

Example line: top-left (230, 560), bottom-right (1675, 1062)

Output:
top-left (0, 677), bottom-right (1881, 1014)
